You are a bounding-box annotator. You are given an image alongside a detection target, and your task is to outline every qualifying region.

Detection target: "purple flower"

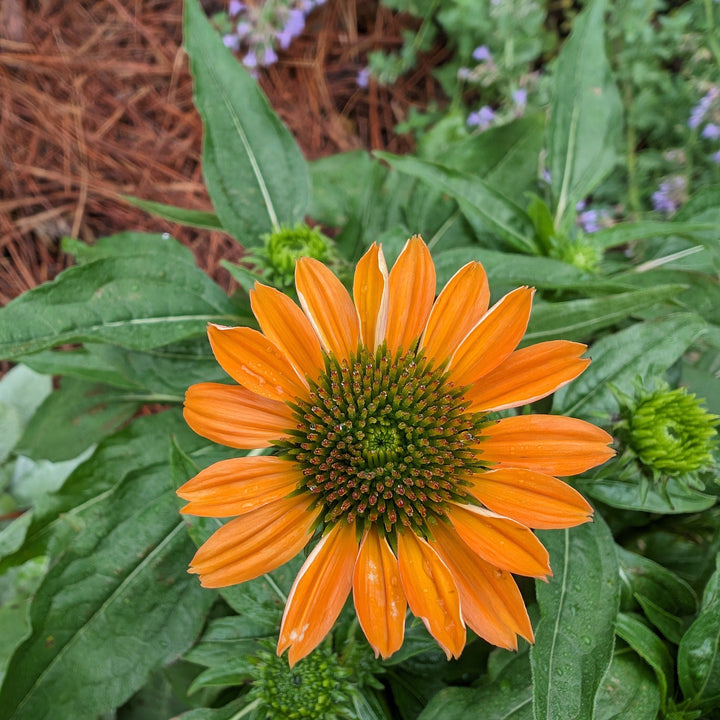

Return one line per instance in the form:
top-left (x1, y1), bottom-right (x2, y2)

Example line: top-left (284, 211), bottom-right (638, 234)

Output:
top-left (457, 67), bottom-right (471, 80)
top-left (576, 199), bottom-right (587, 212)
top-left (228, 0), bottom-right (245, 15)
top-left (242, 50), bottom-right (258, 68)
top-left (712, 150), bottom-right (720, 164)
top-left (542, 168), bottom-right (551, 183)
top-left (701, 123), bottom-right (720, 140)
top-left (472, 45), bottom-right (492, 62)
top-left (356, 67), bottom-right (370, 89)
top-left (277, 8), bottom-right (306, 49)
top-left (512, 88), bottom-right (528, 108)
top-left (467, 105), bottom-right (495, 129)
top-left (223, 34), bottom-right (240, 50)
top-left (652, 176), bottom-right (687, 215)
top-left (262, 46), bottom-right (278, 66)
top-left (236, 21), bottom-right (252, 38)
top-left (689, 87), bottom-right (719, 129)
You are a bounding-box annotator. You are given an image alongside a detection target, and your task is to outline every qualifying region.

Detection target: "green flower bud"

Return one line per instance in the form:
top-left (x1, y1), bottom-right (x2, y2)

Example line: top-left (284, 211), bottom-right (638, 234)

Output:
top-left (249, 644), bottom-right (356, 720)
top-left (557, 237), bottom-right (602, 273)
top-left (264, 224), bottom-right (333, 277)
top-left (619, 383), bottom-right (718, 478)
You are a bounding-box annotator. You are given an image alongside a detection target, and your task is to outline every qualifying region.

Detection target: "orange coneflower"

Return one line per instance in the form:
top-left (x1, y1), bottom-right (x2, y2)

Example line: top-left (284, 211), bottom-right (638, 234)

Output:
top-left (179, 235), bottom-right (614, 665)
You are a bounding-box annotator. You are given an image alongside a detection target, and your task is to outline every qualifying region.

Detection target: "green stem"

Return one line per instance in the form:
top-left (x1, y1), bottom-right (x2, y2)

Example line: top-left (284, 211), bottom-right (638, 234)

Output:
top-left (703, 0), bottom-right (720, 73)
top-left (623, 83), bottom-right (641, 220)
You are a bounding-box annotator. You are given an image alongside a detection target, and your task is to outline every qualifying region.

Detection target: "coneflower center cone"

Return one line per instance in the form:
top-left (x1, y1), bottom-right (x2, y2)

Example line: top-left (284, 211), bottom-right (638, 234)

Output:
top-left (280, 343), bottom-right (488, 537)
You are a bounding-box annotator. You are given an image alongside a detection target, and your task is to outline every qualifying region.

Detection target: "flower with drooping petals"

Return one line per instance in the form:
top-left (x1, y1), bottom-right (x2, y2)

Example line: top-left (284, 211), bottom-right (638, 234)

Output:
top-left (179, 235), bottom-right (614, 665)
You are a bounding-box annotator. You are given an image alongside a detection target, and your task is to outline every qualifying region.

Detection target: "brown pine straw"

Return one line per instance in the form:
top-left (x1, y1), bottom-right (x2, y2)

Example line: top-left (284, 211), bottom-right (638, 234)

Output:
top-left (0, 0), bottom-right (449, 317)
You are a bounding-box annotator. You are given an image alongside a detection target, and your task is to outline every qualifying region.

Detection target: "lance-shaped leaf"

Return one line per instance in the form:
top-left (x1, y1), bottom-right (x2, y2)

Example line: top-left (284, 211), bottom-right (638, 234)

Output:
top-left (0, 234), bottom-right (243, 359)
top-left (548, 0), bottom-right (623, 226)
top-left (531, 514), bottom-right (619, 720)
top-left (184, 0), bottom-right (310, 244)
top-left (0, 459), bottom-right (215, 720)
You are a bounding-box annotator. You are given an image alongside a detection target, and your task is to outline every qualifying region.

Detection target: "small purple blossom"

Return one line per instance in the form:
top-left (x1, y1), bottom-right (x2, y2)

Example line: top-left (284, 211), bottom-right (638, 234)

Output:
top-left (701, 123), bottom-right (720, 140)
top-left (472, 45), bottom-right (492, 62)
top-left (689, 86), bottom-right (719, 129)
top-left (277, 8), bottom-right (306, 49)
top-left (357, 67), bottom-right (370, 89)
top-left (457, 67), bottom-right (472, 80)
top-left (579, 210), bottom-right (600, 233)
top-left (712, 150), bottom-right (720, 164)
top-left (236, 21), bottom-right (252, 38)
top-left (542, 168), bottom-right (551, 183)
top-left (576, 199), bottom-right (587, 212)
top-left (467, 105), bottom-right (495, 130)
top-left (242, 50), bottom-right (258, 69)
top-left (652, 175), bottom-right (687, 215)
top-left (223, 34), bottom-right (240, 50)
top-left (262, 45), bottom-right (278, 66)
top-left (228, 0), bottom-right (245, 16)
top-left (512, 88), bottom-right (528, 108)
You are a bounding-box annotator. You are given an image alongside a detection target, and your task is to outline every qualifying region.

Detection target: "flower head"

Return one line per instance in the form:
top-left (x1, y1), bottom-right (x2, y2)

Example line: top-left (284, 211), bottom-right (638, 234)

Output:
top-left (615, 382), bottom-right (718, 482)
top-left (180, 236), bottom-right (614, 665)
top-left (467, 105), bottom-right (495, 130)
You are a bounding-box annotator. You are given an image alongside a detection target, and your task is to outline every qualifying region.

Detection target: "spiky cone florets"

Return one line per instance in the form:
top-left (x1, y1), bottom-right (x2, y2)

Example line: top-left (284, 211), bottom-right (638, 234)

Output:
top-left (615, 382), bottom-right (718, 485)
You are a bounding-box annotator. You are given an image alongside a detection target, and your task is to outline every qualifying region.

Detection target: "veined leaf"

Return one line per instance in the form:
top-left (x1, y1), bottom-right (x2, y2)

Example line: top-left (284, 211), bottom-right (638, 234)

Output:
top-left (375, 152), bottom-right (538, 254)
top-left (553, 314), bottom-right (706, 417)
top-left (548, 0), bottom-right (623, 225)
top-left (593, 653), bottom-right (660, 720)
top-left (590, 221), bottom-right (718, 251)
top-left (0, 235), bottom-right (243, 359)
top-left (616, 612), bottom-right (674, 707)
top-left (531, 514), bottom-right (619, 720)
top-left (120, 196), bottom-right (224, 231)
top-left (524, 284), bottom-right (687, 343)
top-left (0, 458), bottom-right (215, 720)
top-left (184, 0), bottom-right (310, 244)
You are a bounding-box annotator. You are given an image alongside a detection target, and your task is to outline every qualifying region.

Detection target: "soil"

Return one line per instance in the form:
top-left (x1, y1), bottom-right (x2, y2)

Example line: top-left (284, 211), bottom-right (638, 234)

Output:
top-left (0, 0), bottom-right (449, 305)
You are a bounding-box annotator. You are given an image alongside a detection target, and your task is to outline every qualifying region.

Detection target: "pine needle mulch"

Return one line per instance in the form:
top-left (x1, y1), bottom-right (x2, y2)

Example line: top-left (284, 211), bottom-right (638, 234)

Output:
top-left (0, 0), bottom-right (448, 309)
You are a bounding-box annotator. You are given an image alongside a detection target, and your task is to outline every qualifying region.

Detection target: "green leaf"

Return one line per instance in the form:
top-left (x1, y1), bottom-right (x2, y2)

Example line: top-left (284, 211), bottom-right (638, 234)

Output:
top-left (432, 247), bottom-right (591, 293)
top-left (548, 0), bottom-right (623, 225)
top-left (120, 195), bottom-right (224, 231)
top-left (593, 652), bottom-right (660, 720)
top-left (553, 314), bottom-right (706, 418)
top-left (0, 365), bottom-right (52, 427)
top-left (589, 221), bottom-right (719, 252)
top-left (635, 593), bottom-right (688, 645)
top-left (0, 403), bottom-right (21, 466)
top-left (188, 657), bottom-right (255, 695)
top-left (174, 699), bottom-right (250, 720)
top-left (184, 617), bottom-right (271, 669)
top-left (0, 411), bottom-right (204, 571)
top-left (616, 612), bottom-right (674, 706)
top-left (0, 558), bottom-right (47, 686)
top-left (439, 113), bottom-right (546, 204)
top-left (375, 152), bottom-right (538, 254)
top-left (15, 377), bottom-right (140, 462)
top-left (184, 0), bottom-right (310, 243)
top-left (0, 457), bottom-right (215, 719)
top-left (530, 515), bottom-right (620, 720)
top-left (0, 234), bottom-right (242, 359)
top-left (678, 558), bottom-right (720, 712)
top-left (524, 285), bottom-right (688, 343)
top-left (580, 474), bottom-right (716, 515)
top-left (419, 653), bottom-right (532, 720)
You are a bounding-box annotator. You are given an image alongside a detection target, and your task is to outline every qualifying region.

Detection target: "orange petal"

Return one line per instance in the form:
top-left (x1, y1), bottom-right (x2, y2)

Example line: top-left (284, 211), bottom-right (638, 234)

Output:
top-left (188, 494), bottom-right (317, 588)
top-left (207, 324), bottom-right (307, 402)
top-left (295, 257), bottom-right (360, 362)
top-left (178, 456), bottom-right (301, 517)
top-left (478, 414), bottom-right (615, 476)
top-left (396, 530), bottom-right (465, 659)
top-left (386, 236), bottom-right (436, 355)
top-left (431, 521), bottom-right (533, 648)
top-left (278, 522), bottom-right (358, 666)
top-left (465, 341), bottom-right (590, 413)
top-left (353, 243), bottom-right (389, 350)
top-left (353, 528), bottom-right (407, 659)
top-left (421, 261), bottom-right (490, 366)
top-left (184, 382), bottom-right (293, 449)
top-left (449, 287), bottom-right (534, 386)
top-left (467, 468), bottom-right (593, 529)
top-left (250, 283), bottom-right (324, 382)
top-left (447, 504), bottom-right (551, 578)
